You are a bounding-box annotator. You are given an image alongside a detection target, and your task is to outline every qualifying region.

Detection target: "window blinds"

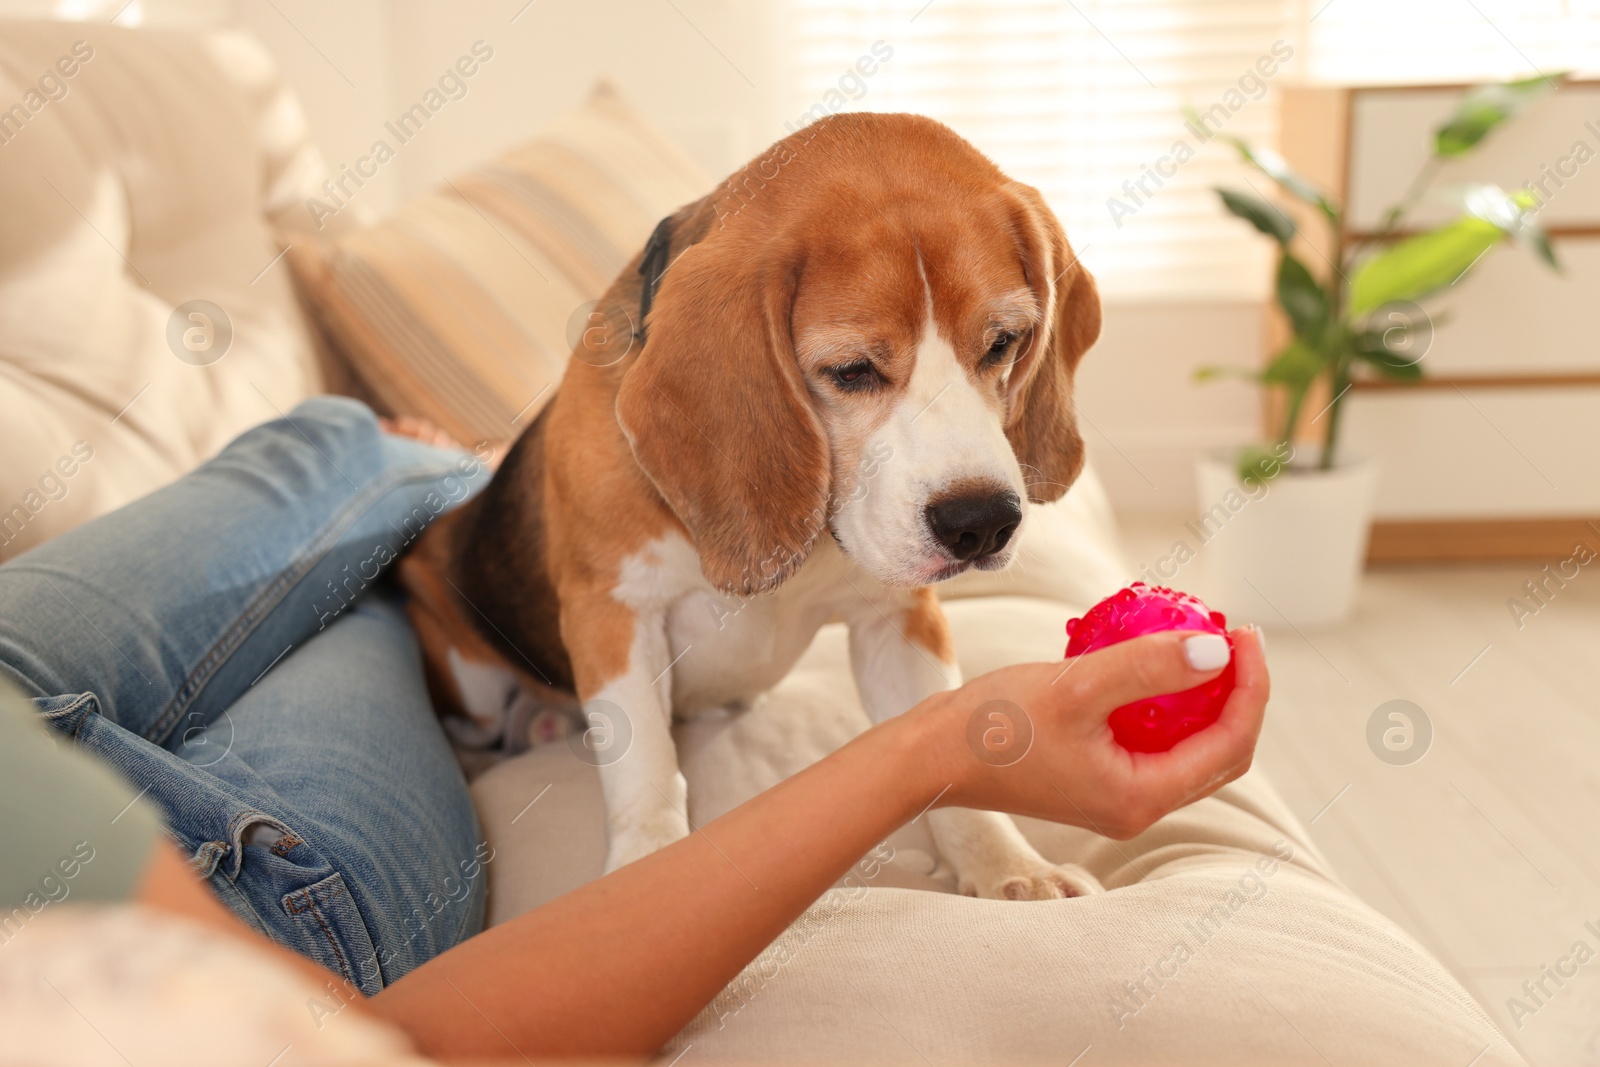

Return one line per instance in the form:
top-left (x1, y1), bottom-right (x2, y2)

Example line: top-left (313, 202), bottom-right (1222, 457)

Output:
top-left (788, 0), bottom-right (1597, 299)
top-left (789, 0), bottom-right (1291, 300)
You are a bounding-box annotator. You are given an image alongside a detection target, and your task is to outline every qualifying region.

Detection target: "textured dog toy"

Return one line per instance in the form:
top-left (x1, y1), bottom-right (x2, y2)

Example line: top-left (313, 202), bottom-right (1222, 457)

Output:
top-left (1065, 582), bottom-right (1236, 753)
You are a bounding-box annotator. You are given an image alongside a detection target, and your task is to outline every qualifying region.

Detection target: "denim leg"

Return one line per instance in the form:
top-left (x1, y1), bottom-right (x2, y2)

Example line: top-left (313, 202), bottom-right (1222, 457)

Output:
top-left (0, 395), bottom-right (488, 748)
top-left (42, 587), bottom-right (486, 988)
top-left (1, 397), bottom-right (493, 988)
top-left (210, 589), bottom-right (489, 979)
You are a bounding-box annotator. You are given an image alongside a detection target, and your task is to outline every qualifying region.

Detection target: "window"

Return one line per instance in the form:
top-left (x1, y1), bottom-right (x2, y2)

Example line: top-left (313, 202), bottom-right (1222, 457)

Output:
top-left (1297, 0), bottom-right (1600, 85)
top-left (788, 0), bottom-right (1599, 300)
top-left (790, 0), bottom-right (1291, 300)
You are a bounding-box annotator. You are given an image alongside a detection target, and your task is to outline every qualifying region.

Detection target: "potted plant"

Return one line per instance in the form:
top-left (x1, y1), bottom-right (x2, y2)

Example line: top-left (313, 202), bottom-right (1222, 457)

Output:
top-left (1194, 75), bottom-right (1564, 627)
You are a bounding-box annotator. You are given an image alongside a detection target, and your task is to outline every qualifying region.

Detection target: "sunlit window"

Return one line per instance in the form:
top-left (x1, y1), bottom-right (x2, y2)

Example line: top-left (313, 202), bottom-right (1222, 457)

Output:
top-left (791, 0), bottom-right (1598, 300)
top-left (1300, 0), bottom-right (1600, 85)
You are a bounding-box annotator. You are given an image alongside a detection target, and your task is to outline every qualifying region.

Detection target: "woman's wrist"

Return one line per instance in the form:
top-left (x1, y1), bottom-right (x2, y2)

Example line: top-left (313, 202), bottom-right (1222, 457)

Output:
top-left (866, 688), bottom-right (975, 816)
top-left (883, 662), bottom-right (1071, 818)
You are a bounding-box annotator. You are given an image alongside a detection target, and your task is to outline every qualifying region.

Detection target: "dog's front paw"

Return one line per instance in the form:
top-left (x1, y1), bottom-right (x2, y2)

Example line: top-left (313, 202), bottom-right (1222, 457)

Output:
top-left (604, 807), bottom-right (691, 872)
top-left (960, 861), bottom-right (1104, 901)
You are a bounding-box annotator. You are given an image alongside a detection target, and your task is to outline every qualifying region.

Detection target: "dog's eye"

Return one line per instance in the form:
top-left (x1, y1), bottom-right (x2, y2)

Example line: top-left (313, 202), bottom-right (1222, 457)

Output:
top-left (830, 360), bottom-right (878, 391)
top-left (984, 331), bottom-right (1019, 366)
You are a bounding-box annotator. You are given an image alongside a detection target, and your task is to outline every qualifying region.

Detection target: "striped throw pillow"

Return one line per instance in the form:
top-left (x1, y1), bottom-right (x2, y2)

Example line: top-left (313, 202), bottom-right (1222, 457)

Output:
top-left (286, 83), bottom-right (711, 446)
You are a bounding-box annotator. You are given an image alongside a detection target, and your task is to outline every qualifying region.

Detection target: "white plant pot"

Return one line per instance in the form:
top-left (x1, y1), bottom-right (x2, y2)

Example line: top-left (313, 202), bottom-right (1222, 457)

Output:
top-left (1193, 450), bottom-right (1380, 630)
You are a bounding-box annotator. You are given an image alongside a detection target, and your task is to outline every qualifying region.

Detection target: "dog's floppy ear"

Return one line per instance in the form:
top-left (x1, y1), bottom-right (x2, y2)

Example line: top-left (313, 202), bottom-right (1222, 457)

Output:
top-left (1000, 181), bottom-right (1102, 504)
top-left (615, 225), bottom-right (830, 597)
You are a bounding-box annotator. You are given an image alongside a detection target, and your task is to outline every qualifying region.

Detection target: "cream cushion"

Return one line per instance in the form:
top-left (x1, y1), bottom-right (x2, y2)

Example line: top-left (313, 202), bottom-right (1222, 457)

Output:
top-left (0, 22), bottom-right (331, 561)
top-left (476, 595), bottom-right (1523, 1064)
top-left (475, 576), bottom-right (1522, 1066)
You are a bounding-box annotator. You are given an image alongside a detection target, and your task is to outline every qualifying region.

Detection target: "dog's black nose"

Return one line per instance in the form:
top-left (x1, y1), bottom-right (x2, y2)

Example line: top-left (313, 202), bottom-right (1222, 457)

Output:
top-left (926, 490), bottom-right (1021, 562)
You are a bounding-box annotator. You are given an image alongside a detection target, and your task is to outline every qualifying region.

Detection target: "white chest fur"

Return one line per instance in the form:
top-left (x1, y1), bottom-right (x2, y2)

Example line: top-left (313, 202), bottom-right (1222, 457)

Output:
top-left (612, 533), bottom-right (887, 718)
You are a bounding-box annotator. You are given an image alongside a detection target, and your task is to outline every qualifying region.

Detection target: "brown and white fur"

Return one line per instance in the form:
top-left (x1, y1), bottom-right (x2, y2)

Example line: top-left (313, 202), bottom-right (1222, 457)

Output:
top-left (401, 113), bottom-right (1104, 900)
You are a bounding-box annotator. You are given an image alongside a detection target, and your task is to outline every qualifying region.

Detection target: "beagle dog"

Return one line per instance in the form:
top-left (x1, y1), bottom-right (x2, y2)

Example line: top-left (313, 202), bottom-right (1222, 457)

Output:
top-left (401, 112), bottom-right (1104, 900)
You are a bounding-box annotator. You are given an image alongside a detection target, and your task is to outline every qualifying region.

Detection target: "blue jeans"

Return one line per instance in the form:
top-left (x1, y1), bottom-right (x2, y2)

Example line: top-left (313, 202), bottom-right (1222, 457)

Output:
top-left (0, 397), bottom-right (492, 992)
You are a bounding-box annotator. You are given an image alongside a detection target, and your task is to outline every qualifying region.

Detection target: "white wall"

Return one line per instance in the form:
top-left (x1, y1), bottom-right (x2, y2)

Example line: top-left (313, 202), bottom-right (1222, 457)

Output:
top-left (233, 1), bottom-right (398, 208)
top-left (1076, 302), bottom-right (1265, 514)
top-left (233, 0), bottom-right (787, 216)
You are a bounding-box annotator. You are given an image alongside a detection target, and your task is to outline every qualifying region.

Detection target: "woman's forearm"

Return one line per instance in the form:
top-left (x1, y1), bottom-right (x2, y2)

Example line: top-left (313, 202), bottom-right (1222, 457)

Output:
top-left (372, 706), bottom-right (952, 1059)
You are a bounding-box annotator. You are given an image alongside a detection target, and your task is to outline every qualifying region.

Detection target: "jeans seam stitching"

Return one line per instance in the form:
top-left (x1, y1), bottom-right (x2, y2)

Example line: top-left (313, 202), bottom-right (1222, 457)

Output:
top-left (301, 886), bottom-right (353, 984)
top-left (146, 464), bottom-right (451, 744)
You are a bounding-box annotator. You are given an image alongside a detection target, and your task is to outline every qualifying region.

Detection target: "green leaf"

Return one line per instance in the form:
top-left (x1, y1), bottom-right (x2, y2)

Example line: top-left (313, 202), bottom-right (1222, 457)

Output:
top-left (1503, 186), bottom-right (1561, 270)
top-left (1276, 253), bottom-right (1329, 340)
top-left (1434, 74), bottom-right (1567, 157)
top-left (1351, 332), bottom-right (1425, 380)
top-left (1349, 216), bottom-right (1504, 315)
top-left (1455, 182), bottom-right (1531, 230)
top-left (1525, 223), bottom-right (1559, 269)
top-left (1235, 443), bottom-right (1290, 485)
top-left (1354, 349), bottom-right (1424, 380)
top-left (1215, 187), bottom-right (1296, 245)
top-left (1194, 365), bottom-right (1264, 383)
top-left (1448, 184), bottom-right (1561, 270)
top-left (1354, 304), bottom-right (1436, 365)
top-left (1225, 138), bottom-right (1340, 222)
top-left (1443, 183), bottom-right (1564, 271)
top-left (1261, 339), bottom-right (1323, 389)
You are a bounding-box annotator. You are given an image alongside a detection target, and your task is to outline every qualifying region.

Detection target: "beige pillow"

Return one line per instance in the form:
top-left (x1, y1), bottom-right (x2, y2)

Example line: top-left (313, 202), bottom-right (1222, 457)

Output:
top-left (285, 83), bottom-right (711, 447)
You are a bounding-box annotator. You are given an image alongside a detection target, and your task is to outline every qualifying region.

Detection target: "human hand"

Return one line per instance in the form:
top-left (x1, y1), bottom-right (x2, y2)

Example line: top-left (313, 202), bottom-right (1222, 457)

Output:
top-left (915, 626), bottom-right (1268, 839)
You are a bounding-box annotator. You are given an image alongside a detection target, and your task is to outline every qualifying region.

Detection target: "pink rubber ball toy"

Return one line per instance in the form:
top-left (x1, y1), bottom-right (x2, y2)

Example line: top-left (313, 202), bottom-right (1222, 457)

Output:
top-left (1065, 582), bottom-right (1236, 753)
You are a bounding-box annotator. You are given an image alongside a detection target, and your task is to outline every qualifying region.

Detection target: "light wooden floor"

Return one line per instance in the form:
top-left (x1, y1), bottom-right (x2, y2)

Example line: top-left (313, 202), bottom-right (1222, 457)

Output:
top-left (1123, 515), bottom-right (1600, 1067)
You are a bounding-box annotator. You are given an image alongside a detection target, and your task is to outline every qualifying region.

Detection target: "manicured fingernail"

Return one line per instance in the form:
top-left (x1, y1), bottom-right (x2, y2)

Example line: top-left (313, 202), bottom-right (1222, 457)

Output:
top-left (1184, 633), bottom-right (1231, 671)
top-left (1254, 625), bottom-right (1266, 654)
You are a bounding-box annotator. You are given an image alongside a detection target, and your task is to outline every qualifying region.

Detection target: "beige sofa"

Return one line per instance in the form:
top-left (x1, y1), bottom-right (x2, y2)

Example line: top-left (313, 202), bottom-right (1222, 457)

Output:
top-left (0, 20), bottom-right (1523, 1066)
